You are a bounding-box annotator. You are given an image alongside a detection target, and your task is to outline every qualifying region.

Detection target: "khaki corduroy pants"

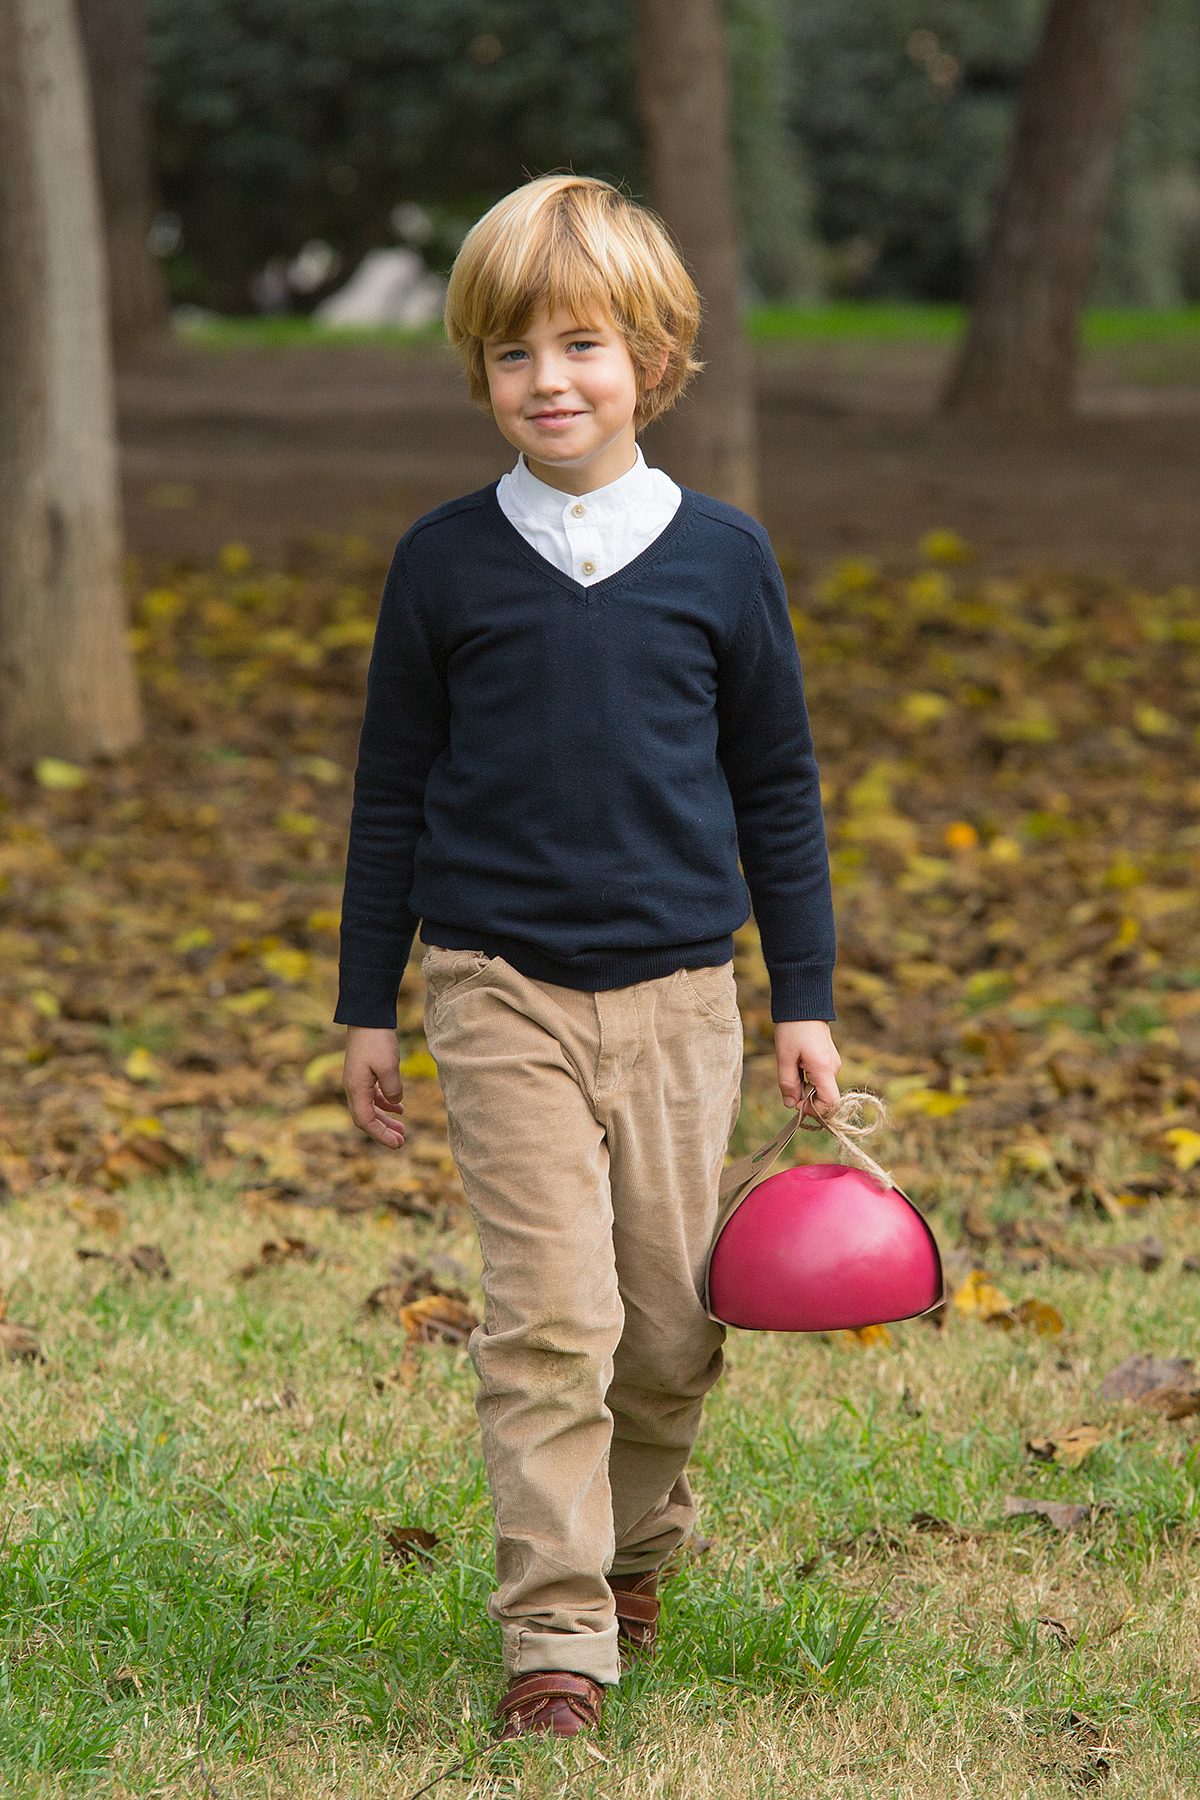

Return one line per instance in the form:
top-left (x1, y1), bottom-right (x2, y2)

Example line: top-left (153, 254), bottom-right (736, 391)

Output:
top-left (422, 947), bottom-right (744, 1686)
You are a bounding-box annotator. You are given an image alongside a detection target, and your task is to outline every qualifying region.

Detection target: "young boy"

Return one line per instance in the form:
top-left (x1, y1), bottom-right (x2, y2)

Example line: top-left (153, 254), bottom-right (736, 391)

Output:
top-left (337, 174), bottom-right (839, 1737)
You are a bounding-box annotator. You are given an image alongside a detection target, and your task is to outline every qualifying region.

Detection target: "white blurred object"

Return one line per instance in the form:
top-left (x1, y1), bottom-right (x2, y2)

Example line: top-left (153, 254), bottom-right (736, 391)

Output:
top-left (249, 259), bottom-right (290, 313)
top-left (313, 248), bottom-right (445, 327)
top-left (390, 202), bottom-right (433, 246)
top-left (288, 239), bottom-right (341, 294)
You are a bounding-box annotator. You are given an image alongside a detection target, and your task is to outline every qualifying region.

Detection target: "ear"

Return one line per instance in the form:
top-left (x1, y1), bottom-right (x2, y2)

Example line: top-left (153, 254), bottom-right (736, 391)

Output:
top-left (643, 346), bottom-right (671, 393)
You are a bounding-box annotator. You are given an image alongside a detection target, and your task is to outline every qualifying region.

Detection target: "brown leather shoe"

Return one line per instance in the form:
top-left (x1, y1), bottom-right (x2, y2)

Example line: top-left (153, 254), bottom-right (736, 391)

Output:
top-left (608, 1570), bottom-right (660, 1666)
top-left (496, 1671), bottom-right (604, 1738)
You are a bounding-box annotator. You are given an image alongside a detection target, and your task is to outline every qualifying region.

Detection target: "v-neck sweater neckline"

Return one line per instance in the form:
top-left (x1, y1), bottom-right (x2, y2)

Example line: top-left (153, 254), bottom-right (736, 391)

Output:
top-left (485, 481), bottom-right (697, 600)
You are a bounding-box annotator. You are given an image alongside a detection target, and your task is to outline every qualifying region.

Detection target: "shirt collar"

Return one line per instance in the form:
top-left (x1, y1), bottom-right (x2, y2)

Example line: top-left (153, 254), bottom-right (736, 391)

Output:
top-left (507, 447), bottom-right (659, 523)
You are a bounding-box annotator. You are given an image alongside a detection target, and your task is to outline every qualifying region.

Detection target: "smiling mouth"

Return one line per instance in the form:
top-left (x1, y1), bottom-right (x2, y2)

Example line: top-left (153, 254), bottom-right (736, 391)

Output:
top-left (529, 409), bottom-right (584, 423)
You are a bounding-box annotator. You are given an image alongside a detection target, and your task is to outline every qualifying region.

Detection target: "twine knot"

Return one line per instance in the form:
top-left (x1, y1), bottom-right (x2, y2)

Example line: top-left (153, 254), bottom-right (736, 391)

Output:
top-left (801, 1087), bottom-right (894, 1189)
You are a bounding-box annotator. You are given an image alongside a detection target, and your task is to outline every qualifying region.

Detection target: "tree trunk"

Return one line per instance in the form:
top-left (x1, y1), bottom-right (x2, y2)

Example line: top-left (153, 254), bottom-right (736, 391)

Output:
top-left (637, 0), bottom-right (758, 513)
top-left (76, 0), bottom-right (168, 353)
top-left (0, 0), bottom-right (143, 764)
top-left (944, 0), bottom-right (1154, 418)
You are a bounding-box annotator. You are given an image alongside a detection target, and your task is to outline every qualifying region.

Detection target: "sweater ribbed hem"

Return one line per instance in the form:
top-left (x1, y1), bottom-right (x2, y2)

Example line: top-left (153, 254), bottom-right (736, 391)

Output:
top-left (767, 965), bottom-right (837, 1024)
top-left (419, 920), bottom-right (735, 994)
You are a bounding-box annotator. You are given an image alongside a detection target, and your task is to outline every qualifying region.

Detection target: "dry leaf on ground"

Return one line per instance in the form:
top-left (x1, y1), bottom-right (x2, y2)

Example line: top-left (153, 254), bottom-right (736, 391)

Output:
top-left (1037, 1615), bottom-right (1077, 1650)
top-left (77, 1242), bottom-right (171, 1279)
top-left (363, 1269), bottom-right (468, 1319)
top-left (238, 1236), bottom-right (320, 1278)
top-left (1140, 1386), bottom-right (1200, 1420)
top-left (836, 1323), bottom-right (893, 1347)
top-left (1003, 1496), bottom-right (1112, 1531)
top-left (69, 1196), bottom-right (127, 1235)
top-left (1027, 1423), bottom-right (1106, 1467)
top-left (960, 1200), bottom-right (995, 1244)
top-left (951, 1268), bottom-right (1061, 1332)
top-left (383, 1526), bottom-right (439, 1564)
top-left (1036, 1712), bottom-right (1115, 1787)
top-left (952, 1268), bottom-right (1012, 1321)
top-left (1100, 1352), bottom-right (1200, 1419)
top-left (260, 1235), bottom-right (320, 1265)
top-left (399, 1294), bottom-right (479, 1346)
top-left (1010, 1297), bottom-right (1064, 1334)
top-left (128, 1243), bottom-right (171, 1278)
top-left (0, 1318), bottom-right (43, 1361)
top-left (910, 1511), bottom-right (986, 1542)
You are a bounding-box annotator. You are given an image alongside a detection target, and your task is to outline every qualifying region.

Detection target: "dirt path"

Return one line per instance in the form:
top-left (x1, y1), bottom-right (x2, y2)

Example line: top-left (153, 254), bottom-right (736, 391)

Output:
top-left (119, 337), bottom-right (1200, 579)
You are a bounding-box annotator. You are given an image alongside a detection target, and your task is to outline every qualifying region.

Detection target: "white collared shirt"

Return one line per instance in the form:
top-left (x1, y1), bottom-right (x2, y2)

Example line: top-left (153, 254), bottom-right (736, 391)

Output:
top-left (496, 448), bottom-right (681, 586)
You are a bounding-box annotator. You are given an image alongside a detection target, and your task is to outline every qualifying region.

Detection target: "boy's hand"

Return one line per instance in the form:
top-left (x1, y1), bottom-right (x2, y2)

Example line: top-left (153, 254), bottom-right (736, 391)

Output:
top-left (344, 1026), bottom-right (406, 1148)
top-left (775, 1020), bottom-right (841, 1115)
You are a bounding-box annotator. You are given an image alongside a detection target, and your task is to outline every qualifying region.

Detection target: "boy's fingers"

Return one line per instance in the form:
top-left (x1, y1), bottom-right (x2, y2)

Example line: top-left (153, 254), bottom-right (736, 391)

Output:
top-left (346, 1069), bottom-right (402, 1145)
top-left (375, 1067), bottom-right (404, 1103)
top-left (371, 1079), bottom-right (405, 1144)
top-left (804, 1066), bottom-right (841, 1111)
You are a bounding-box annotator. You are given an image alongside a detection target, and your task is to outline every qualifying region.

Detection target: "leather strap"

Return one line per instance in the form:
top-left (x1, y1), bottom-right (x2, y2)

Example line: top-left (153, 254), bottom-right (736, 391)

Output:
top-left (496, 1671), bottom-right (603, 1728)
top-left (611, 1589), bottom-right (659, 1627)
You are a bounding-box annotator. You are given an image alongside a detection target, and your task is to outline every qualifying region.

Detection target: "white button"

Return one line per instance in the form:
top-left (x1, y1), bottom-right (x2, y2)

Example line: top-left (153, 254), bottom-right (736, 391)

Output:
top-left (571, 503), bottom-right (585, 518)
top-left (581, 560), bottom-right (596, 576)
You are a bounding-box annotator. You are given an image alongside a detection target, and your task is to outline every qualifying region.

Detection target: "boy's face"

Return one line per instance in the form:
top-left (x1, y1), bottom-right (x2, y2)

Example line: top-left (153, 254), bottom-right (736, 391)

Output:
top-left (483, 306), bottom-right (650, 493)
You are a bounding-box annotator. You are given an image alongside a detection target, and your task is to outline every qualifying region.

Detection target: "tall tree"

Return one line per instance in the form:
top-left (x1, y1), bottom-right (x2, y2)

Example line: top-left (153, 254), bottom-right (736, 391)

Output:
top-left (76, 0), bottom-right (168, 351)
top-left (0, 0), bottom-right (143, 763)
top-left (638, 0), bottom-right (758, 512)
top-left (944, 0), bottom-right (1155, 418)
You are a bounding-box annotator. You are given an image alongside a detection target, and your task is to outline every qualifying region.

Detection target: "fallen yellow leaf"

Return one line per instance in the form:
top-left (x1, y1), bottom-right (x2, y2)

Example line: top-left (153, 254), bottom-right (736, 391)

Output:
top-left (894, 1088), bottom-right (968, 1118)
top-left (173, 926), bottom-right (213, 952)
top-left (400, 1049), bottom-right (438, 1080)
top-left (837, 1323), bottom-right (893, 1348)
top-left (260, 947), bottom-right (310, 985)
top-left (1165, 1128), bottom-right (1200, 1171)
top-left (919, 528), bottom-right (973, 564)
top-left (123, 1046), bottom-right (163, 1084)
top-left (34, 758), bottom-right (88, 790)
top-left (304, 1051), bottom-right (345, 1088)
top-left (902, 692), bottom-right (950, 728)
top-left (222, 988), bottom-right (274, 1016)
top-left (1011, 1299), bottom-right (1064, 1336)
top-left (953, 1269), bottom-right (1013, 1322)
top-left (1027, 1423), bottom-right (1106, 1468)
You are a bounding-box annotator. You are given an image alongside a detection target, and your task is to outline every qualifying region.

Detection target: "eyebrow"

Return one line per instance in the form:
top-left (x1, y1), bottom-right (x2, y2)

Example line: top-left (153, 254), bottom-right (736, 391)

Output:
top-left (488, 322), bottom-right (607, 348)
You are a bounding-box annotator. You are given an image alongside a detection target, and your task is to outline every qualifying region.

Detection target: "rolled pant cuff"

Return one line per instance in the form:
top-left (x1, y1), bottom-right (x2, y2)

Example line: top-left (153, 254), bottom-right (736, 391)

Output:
top-left (610, 1552), bottom-right (670, 1577)
top-left (508, 1621), bottom-right (621, 1686)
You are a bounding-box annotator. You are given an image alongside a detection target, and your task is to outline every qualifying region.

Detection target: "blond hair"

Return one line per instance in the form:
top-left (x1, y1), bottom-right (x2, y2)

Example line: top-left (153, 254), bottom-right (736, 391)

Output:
top-left (444, 175), bottom-right (701, 428)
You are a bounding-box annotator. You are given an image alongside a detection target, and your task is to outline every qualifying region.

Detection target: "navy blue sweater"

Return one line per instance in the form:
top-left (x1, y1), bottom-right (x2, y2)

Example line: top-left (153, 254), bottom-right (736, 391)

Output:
top-left (335, 483), bottom-right (836, 1027)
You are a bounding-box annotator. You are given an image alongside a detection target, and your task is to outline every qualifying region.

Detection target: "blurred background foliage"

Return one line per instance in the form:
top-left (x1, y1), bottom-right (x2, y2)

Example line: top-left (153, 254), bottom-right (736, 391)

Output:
top-left (146, 0), bottom-right (1200, 314)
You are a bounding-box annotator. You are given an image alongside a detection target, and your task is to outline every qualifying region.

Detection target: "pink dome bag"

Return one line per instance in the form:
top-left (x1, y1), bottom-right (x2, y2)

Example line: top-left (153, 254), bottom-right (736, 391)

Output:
top-left (705, 1089), bottom-right (944, 1333)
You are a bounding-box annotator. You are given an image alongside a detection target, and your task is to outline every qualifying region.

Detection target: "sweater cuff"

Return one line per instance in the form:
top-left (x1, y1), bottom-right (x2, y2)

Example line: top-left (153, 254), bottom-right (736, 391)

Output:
top-left (334, 960), bottom-right (410, 1028)
top-left (768, 963), bottom-right (836, 1024)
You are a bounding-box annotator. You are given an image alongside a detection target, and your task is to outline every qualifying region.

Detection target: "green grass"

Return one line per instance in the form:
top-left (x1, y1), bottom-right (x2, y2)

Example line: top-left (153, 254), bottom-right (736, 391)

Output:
top-left (4, 1121), bottom-right (1200, 1797)
top-left (173, 313), bottom-right (447, 351)
top-left (174, 303), bottom-right (1200, 354)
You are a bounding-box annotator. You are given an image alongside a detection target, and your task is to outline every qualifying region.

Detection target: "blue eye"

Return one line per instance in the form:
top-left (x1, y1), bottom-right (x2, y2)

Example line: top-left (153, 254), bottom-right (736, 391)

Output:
top-left (569, 340), bottom-right (598, 353)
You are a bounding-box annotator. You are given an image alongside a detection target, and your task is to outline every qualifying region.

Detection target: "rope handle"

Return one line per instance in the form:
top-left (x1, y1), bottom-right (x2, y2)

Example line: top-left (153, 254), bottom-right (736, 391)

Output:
top-left (796, 1081), bottom-right (895, 1190)
top-left (717, 1080), bottom-right (894, 1206)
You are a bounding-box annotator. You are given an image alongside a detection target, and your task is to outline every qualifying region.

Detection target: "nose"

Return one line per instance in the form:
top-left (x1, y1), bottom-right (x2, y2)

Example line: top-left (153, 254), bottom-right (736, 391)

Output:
top-left (528, 352), bottom-right (570, 396)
